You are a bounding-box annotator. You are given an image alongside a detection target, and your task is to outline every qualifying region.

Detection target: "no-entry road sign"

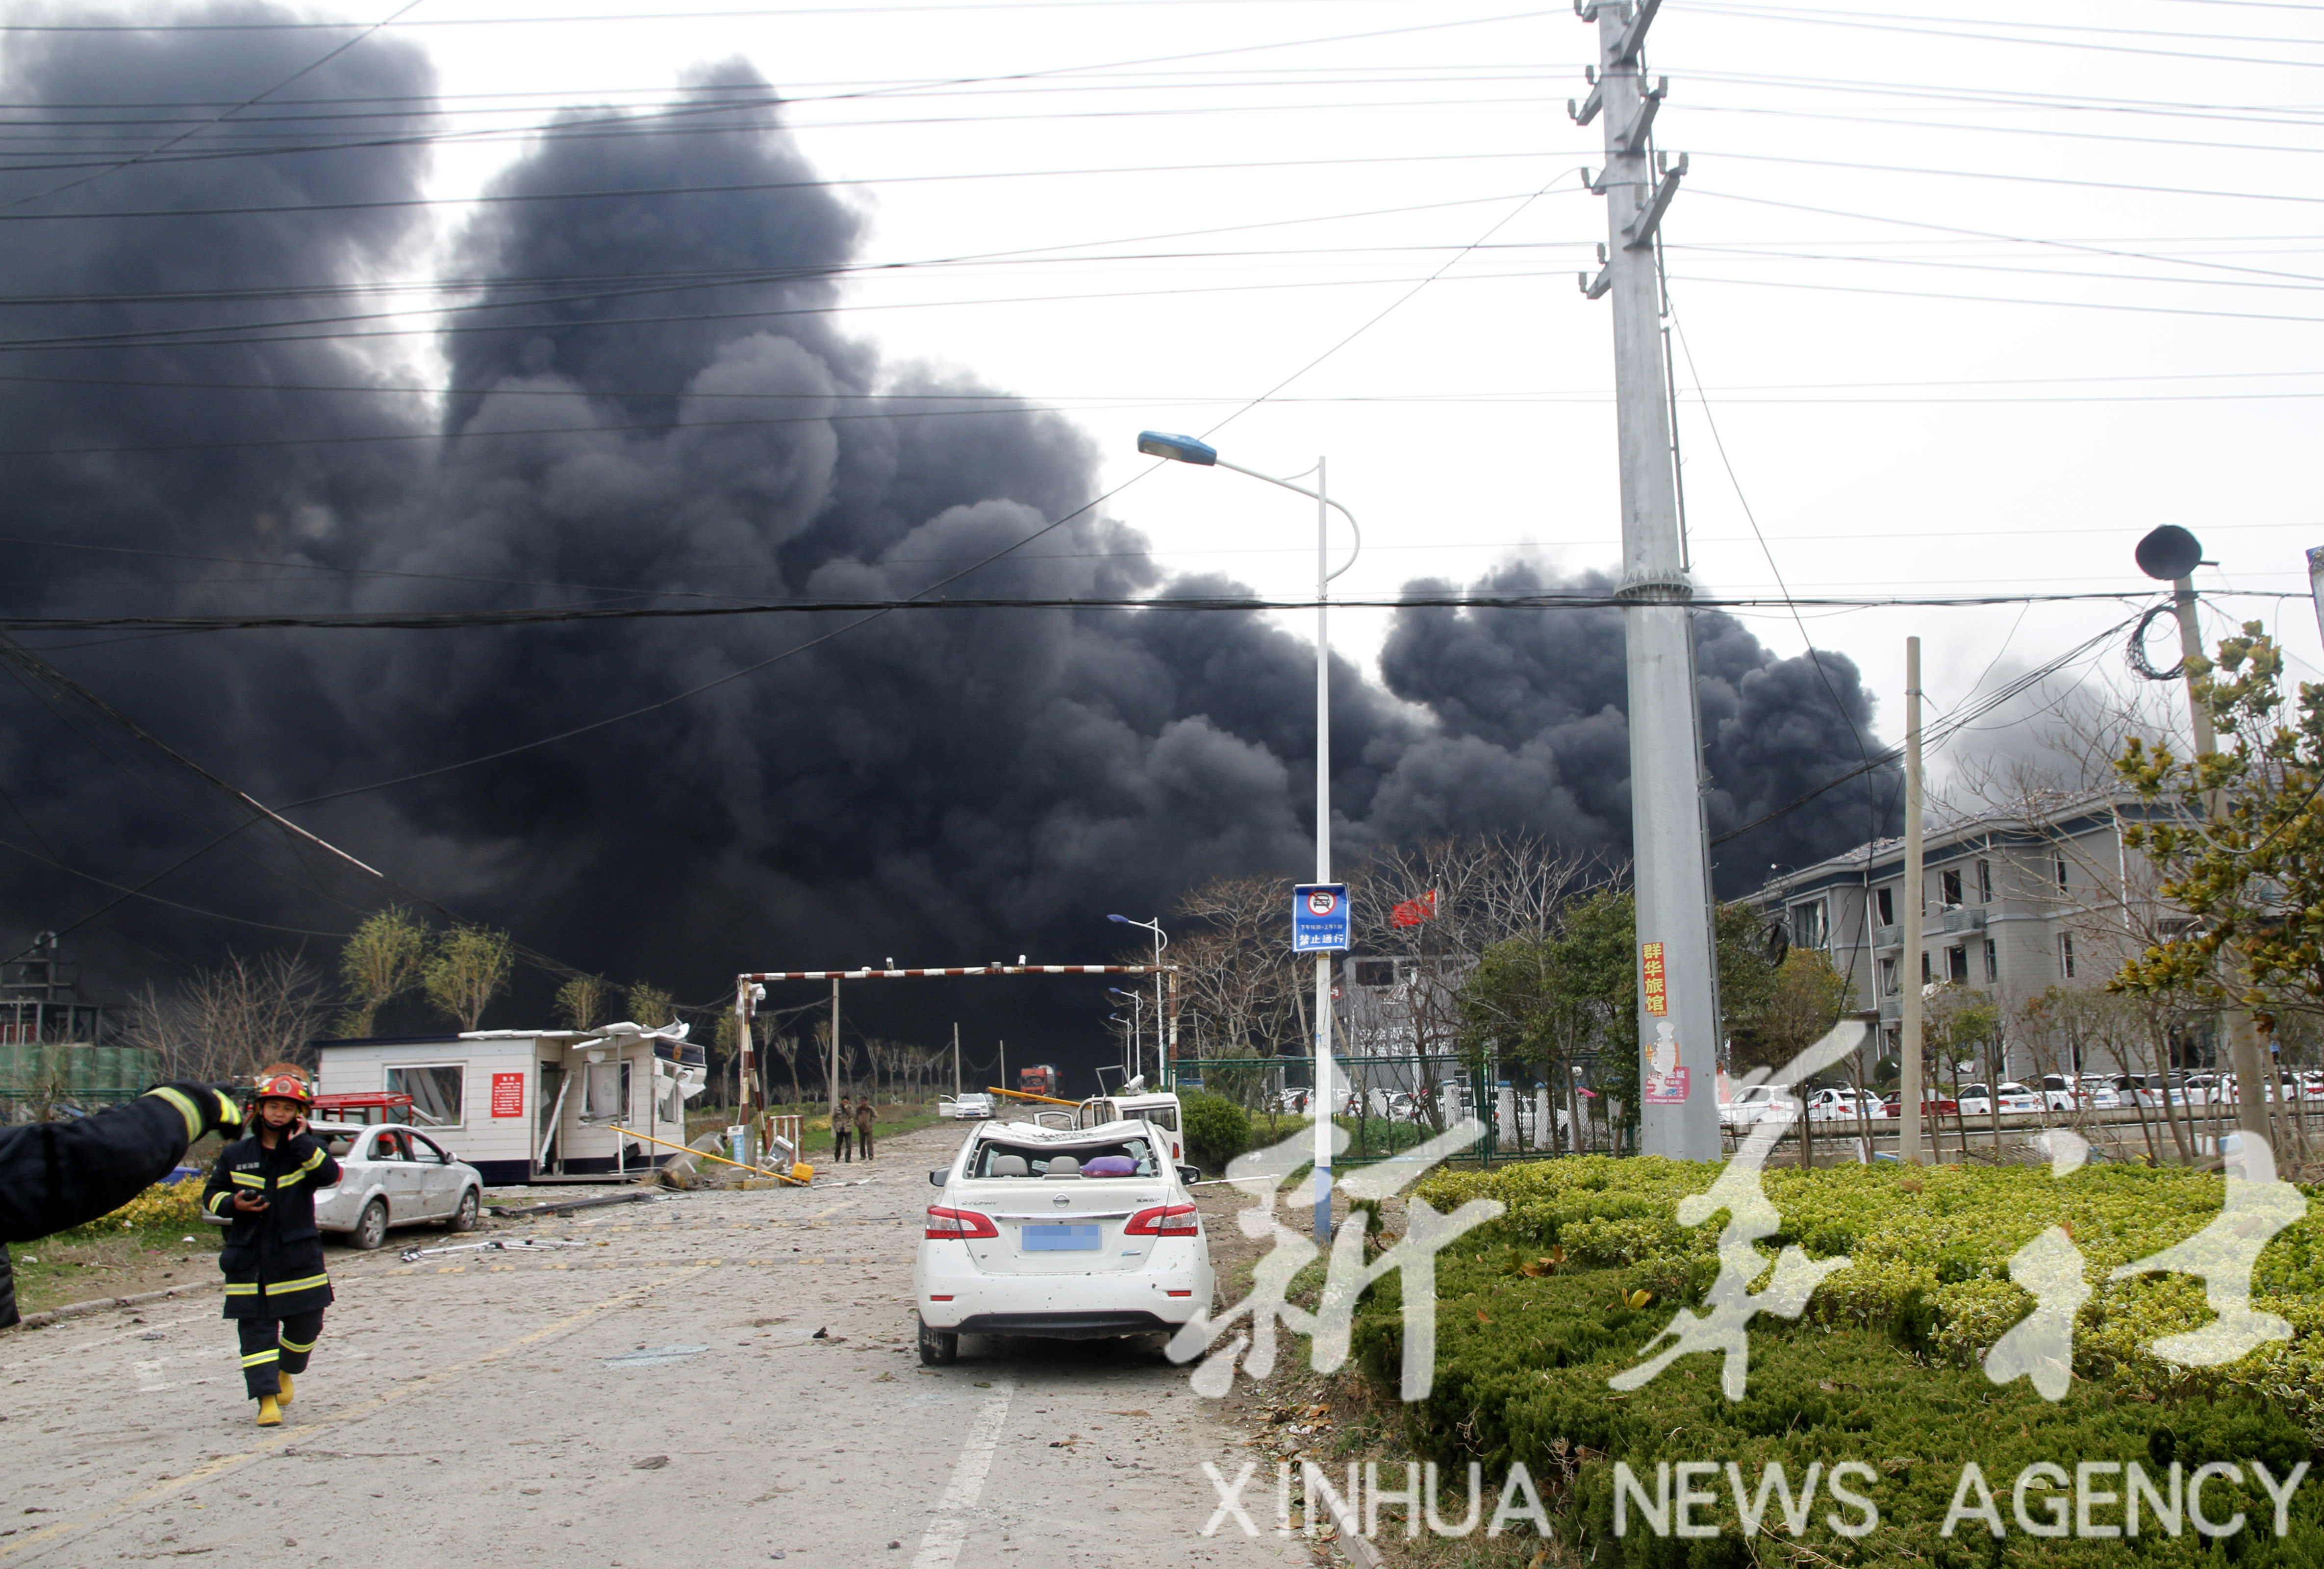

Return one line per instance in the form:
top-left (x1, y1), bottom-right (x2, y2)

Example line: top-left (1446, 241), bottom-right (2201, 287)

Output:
top-left (1292, 883), bottom-right (1350, 953)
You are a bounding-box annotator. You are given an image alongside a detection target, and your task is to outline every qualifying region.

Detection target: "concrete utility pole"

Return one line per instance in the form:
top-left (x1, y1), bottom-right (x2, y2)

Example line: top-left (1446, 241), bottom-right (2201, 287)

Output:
top-left (1901, 637), bottom-right (1925, 1164)
top-left (828, 977), bottom-right (840, 1126)
top-left (1575, 0), bottom-right (1718, 1159)
top-left (953, 1022), bottom-right (961, 1097)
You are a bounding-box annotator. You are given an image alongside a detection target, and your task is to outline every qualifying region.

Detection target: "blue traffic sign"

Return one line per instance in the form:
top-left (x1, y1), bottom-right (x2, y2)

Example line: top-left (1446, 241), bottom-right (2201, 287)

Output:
top-left (1292, 884), bottom-right (1350, 953)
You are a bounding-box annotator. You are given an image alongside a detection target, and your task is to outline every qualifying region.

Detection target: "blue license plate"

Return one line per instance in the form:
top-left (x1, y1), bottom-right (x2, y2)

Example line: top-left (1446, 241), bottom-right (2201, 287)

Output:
top-left (1023, 1224), bottom-right (1102, 1252)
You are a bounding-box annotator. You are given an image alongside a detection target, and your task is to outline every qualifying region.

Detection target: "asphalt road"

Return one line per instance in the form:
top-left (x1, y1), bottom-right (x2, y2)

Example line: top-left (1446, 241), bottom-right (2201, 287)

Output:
top-left (0, 1121), bottom-right (1314, 1569)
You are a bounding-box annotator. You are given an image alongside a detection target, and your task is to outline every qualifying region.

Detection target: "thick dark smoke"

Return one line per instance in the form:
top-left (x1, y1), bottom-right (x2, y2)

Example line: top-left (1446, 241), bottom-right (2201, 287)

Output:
top-left (0, 11), bottom-right (1894, 1072)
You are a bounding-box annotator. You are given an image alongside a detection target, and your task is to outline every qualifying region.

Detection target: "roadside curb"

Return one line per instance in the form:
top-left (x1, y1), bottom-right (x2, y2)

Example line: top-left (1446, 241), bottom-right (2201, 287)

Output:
top-left (6, 1278), bottom-right (223, 1333)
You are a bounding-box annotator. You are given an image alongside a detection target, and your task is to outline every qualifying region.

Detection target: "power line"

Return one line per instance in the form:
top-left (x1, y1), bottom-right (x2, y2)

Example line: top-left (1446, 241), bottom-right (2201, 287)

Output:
top-left (0, 587), bottom-right (2196, 637)
top-left (0, 147), bottom-right (1560, 224)
top-left (0, 0), bottom-right (423, 214)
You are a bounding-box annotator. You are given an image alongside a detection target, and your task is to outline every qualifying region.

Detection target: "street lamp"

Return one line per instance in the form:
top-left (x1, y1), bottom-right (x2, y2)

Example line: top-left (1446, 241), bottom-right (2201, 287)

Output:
top-left (1137, 431), bottom-right (1361, 1240)
top-left (1108, 987), bottom-right (1144, 1082)
top-left (1109, 912), bottom-right (1169, 1087)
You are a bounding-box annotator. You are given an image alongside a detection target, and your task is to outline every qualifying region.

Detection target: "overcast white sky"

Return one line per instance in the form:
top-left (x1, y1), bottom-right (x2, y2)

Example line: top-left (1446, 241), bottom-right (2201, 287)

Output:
top-left (99, 0), bottom-right (2324, 785)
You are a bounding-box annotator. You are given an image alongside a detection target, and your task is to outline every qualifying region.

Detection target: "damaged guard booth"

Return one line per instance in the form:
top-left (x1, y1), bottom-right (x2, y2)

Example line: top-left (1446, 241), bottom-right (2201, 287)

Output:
top-left (313, 1023), bottom-right (707, 1185)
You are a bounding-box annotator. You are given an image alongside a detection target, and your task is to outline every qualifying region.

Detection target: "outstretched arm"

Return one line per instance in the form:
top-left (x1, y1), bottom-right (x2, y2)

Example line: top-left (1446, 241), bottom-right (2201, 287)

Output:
top-left (0, 1082), bottom-right (243, 1244)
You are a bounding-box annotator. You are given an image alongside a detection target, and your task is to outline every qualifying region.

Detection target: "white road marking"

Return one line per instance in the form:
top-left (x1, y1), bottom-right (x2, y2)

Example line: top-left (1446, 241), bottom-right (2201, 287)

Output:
top-left (909, 1380), bottom-right (1015, 1569)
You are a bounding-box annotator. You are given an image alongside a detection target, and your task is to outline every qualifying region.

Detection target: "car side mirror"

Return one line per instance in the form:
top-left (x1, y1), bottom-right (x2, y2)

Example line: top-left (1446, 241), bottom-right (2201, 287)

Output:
top-left (929, 1169), bottom-right (949, 1188)
top-left (1177, 1165), bottom-right (1201, 1185)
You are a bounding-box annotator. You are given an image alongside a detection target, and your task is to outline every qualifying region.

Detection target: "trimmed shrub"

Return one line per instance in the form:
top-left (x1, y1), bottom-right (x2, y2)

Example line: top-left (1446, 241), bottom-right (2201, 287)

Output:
top-left (1340, 1157), bottom-right (2324, 1562)
top-left (1182, 1091), bottom-right (1252, 1174)
top-left (66, 1175), bottom-right (205, 1236)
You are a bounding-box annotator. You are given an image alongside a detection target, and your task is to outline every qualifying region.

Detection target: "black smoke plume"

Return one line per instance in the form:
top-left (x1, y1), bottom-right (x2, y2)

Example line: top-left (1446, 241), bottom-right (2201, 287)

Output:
top-left (0, 11), bottom-right (1895, 1075)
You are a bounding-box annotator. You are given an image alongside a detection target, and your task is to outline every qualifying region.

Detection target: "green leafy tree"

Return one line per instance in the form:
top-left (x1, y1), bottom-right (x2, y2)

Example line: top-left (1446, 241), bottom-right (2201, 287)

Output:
top-left (421, 924), bottom-right (513, 1032)
top-left (1734, 949), bottom-right (1854, 1076)
top-left (2116, 622), bottom-right (2324, 1031)
top-left (625, 981), bottom-right (676, 1028)
top-left (336, 907), bottom-right (426, 1037)
top-left (1459, 890), bottom-right (1776, 1149)
top-left (555, 974), bottom-right (610, 1032)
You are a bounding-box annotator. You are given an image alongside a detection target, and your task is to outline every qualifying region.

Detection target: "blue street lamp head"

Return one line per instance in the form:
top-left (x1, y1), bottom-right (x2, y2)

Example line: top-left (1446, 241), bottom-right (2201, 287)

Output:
top-left (1137, 430), bottom-right (1217, 466)
top-left (1108, 913), bottom-right (1129, 923)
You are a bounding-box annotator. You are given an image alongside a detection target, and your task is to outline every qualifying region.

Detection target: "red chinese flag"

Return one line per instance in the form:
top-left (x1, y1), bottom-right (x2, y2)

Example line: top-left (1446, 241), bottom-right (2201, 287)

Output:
top-left (1391, 889), bottom-right (1439, 928)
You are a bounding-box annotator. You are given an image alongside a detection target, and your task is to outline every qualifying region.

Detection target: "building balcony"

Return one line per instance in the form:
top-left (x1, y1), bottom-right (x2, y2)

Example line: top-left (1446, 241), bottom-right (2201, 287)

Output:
top-left (1872, 924), bottom-right (1901, 951)
top-left (1879, 995), bottom-right (1902, 1021)
top-left (1942, 907), bottom-right (1987, 935)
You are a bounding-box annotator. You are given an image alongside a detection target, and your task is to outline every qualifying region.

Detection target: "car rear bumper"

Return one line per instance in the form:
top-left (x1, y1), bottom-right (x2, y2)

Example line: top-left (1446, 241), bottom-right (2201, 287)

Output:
top-left (914, 1237), bottom-right (1213, 1333)
top-left (950, 1310), bottom-right (1178, 1340)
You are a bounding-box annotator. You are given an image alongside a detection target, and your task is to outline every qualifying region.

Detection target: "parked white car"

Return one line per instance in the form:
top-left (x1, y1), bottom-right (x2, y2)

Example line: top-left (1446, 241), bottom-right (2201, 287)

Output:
top-left (2055, 1074), bottom-right (2121, 1110)
top-left (202, 1122), bottom-right (483, 1249)
top-left (1956, 1083), bottom-right (2041, 1117)
top-left (913, 1113), bottom-right (1214, 1365)
top-left (1803, 1087), bottom-right (1879, 1122)
top-left (2113, 1074), bottom-right (2193, 1109)
top-left (319, 1123), bottom-right (483, 1248)
top-left (939, 1093), bottom-right (995, 1120)
top-left (1718, 1084), bottom-right (1796, 1129)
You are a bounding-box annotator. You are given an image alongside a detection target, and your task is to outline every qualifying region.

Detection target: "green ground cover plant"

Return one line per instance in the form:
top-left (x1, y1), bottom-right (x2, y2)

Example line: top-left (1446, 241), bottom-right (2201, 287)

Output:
top-left (1345, 1157), bottom-right (2324, 1564)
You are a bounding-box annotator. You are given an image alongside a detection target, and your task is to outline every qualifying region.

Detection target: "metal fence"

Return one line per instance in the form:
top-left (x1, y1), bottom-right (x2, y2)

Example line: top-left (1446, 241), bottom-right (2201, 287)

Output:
top-left (1168, 1053), bottom-right (1618, 1167)
top-left (0, 1043), bottom-right (161, 1113)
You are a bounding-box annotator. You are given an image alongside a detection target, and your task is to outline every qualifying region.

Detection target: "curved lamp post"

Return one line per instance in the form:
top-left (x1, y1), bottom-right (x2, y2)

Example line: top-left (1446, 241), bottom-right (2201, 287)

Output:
top-left (1136, 431), bottom-right (1361, 1240)
top-left (1109, 912), bottom-right (1168, 1087)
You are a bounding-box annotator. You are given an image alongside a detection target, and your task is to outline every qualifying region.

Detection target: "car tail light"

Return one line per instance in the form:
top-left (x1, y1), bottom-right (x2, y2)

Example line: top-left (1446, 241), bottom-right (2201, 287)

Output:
top-left (1125, 1203), bottom-right (1199, 1237)
top-left (925, 1206), bottom-right (999, 1240)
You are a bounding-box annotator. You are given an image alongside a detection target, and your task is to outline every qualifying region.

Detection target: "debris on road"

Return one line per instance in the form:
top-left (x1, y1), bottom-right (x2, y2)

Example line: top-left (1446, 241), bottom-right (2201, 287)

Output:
top-left (488, 1190), bottom-right (660, 1219)
top-left (396, 1237), bottom-right (591, 1263)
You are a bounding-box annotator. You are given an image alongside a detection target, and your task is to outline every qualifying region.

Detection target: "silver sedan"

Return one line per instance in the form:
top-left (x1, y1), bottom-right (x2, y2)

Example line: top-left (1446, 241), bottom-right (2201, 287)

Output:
top-left (312, 1122), bottom-right (485, 1250)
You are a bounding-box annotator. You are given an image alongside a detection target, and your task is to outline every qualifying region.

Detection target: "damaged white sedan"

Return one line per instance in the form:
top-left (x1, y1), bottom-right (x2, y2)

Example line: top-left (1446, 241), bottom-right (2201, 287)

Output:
top-left (912, 1112), bottom-right (1214, 1365)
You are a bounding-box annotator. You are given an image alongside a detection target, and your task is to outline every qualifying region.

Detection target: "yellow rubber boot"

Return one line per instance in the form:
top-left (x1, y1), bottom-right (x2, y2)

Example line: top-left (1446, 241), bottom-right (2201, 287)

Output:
top-left (276, 1371), bottom-right (294, 1406)
top-left (255, 1394), bottom-right (282, 1427)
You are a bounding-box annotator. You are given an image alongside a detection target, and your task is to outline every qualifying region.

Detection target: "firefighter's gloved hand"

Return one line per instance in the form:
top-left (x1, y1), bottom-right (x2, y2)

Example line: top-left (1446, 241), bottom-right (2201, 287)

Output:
top-left (144, 1082), bottom-right (246, 1141)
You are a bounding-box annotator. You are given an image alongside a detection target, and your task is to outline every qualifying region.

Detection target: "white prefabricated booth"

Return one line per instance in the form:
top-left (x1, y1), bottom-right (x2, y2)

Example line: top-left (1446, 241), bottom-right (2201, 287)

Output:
top-left (314, 1023), bottom-right (707, 1185)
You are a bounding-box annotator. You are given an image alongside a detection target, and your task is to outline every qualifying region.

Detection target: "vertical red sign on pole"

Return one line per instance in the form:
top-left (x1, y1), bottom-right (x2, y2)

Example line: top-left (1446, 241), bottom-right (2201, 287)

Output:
top-left (490, 1072), bottom-right (525, 1118)
top-left (1640, 941), bottom-right (1668, 1015)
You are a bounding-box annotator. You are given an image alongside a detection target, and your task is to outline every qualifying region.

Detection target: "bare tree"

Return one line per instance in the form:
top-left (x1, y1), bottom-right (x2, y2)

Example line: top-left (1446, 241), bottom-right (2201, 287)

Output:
top-left (1170, 874), bottom-right (1306, 1106)
top-left (121, 951), bottom-right (335, 1083)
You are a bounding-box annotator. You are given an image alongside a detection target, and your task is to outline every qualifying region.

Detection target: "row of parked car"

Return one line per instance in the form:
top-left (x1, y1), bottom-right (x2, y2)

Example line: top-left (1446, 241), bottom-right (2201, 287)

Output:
top-left (1719, 1070), bottom-right (2324, 1129)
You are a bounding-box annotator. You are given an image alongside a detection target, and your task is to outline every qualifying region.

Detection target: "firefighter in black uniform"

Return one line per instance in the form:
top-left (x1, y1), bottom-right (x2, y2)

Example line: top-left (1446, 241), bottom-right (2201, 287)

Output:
top-left (202, 1073), bottom-right (339, 1427)
top-left (0, 1080), bottom-right (244, 1329)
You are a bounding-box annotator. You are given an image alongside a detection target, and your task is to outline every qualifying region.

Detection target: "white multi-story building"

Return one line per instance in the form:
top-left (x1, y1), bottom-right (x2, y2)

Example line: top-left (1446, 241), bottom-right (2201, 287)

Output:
top-left (1755, 791), bottom-right (2185, 1076)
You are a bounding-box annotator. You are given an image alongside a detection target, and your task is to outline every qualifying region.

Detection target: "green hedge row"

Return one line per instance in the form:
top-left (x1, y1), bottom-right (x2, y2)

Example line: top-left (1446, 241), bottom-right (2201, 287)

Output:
top-left (1339, 1158), bottom-right (2324, 1564)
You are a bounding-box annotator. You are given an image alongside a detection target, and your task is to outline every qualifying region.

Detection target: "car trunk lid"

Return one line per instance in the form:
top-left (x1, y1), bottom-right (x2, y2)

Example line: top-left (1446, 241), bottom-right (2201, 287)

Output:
top-left (946, 1180), bottom-right (1165, 1275)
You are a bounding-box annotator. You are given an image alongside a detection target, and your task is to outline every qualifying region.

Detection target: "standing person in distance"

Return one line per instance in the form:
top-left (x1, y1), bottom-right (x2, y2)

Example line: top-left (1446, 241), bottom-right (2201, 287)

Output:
top-left (833, 1095), bottom-right (854, 1163)
top-left (202, 1071), bottom-right (339, 1427)
top-left (854, 1097), bottom-right (876, 1163)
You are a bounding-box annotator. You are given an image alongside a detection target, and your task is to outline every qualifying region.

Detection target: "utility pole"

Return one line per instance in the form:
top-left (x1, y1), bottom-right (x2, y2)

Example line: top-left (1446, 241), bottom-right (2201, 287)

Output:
top-left (828, 977), bottom-right (840, 1127)
top-left (1575, 0), bottom-right (1718, 1159)
top-left (1901, 637), bottom-right (1925, 1165)
top-left (953, 1021), bottom-right (961, 1097)
top-left (999, 1038), bottom-right (1007, 1093)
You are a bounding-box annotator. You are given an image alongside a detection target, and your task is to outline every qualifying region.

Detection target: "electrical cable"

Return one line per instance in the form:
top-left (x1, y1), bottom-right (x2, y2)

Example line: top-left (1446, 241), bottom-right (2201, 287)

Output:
top-left (0, 0), bottom-right (424, 213)
top-left (0, 587), bottom-right (2201, 635)
top-left (0, 146), bottom-right (1561, 225)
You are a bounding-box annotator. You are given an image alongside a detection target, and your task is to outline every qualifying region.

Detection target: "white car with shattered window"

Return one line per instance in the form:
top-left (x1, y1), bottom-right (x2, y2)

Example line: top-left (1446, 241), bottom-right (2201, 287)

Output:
top-left (202, 1122), bottom-right (483, 1249)
top-left (912, 1112), bottom-right (1214, 1366)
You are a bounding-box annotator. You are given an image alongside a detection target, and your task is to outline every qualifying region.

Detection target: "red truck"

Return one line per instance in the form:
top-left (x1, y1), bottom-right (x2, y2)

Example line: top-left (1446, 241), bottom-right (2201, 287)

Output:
top-left (1017, 1064), bottom-right (1061, 1099)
